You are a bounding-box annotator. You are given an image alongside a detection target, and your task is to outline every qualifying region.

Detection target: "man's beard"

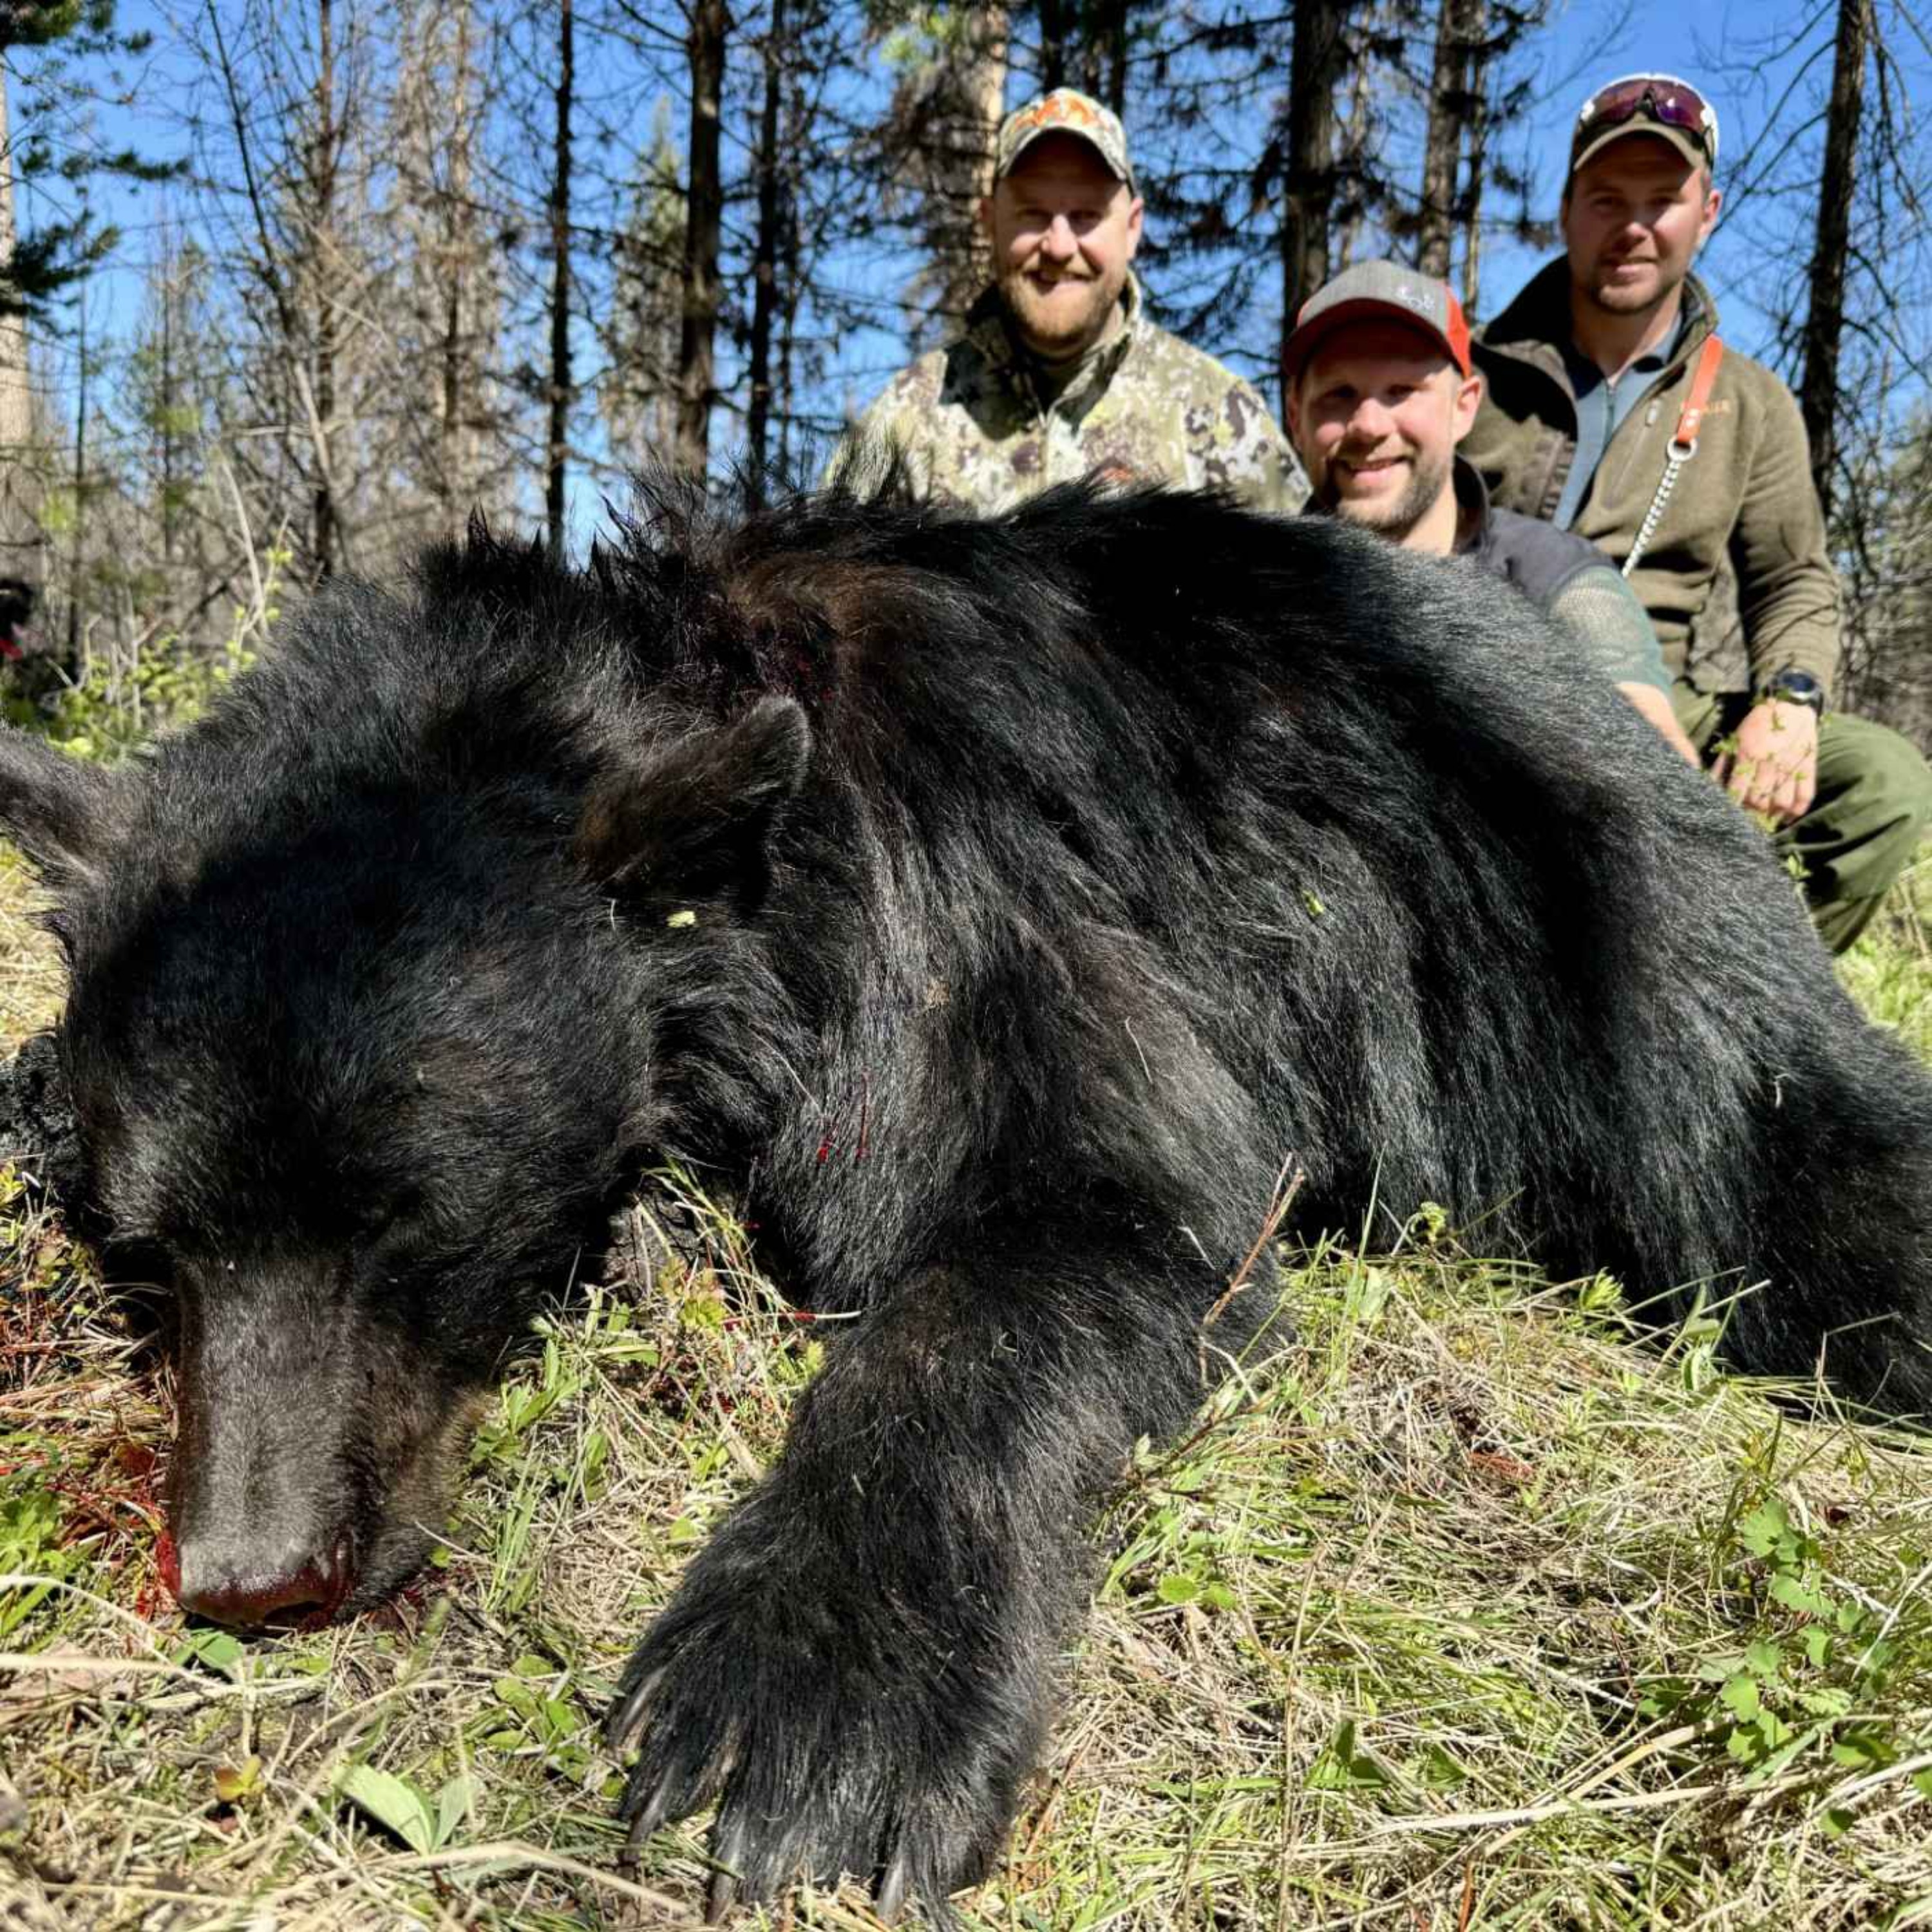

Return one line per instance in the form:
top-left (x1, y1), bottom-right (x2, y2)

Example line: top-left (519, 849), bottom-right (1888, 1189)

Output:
top-left (998, 265), bottom-right (1121, 358)
top-left (1583, 254), bottom-right (1685, 316)
top-left (1316, 444), bottom-right (1451, 545)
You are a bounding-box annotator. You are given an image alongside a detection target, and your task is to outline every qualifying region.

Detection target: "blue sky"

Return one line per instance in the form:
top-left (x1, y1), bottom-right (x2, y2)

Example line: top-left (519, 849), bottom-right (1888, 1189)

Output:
top-left (18, 0), bottom-right (1918, 537)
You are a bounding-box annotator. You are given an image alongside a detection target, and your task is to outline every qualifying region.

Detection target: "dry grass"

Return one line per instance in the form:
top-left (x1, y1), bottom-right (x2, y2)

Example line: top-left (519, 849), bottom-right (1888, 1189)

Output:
top-left (4, 849), bottom-right (1932, 1929)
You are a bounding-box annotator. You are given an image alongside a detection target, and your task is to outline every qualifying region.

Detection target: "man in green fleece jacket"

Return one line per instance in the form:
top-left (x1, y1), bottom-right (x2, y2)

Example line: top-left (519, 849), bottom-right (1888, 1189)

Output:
top-left (1461, 72), bottom-right (1931, 951)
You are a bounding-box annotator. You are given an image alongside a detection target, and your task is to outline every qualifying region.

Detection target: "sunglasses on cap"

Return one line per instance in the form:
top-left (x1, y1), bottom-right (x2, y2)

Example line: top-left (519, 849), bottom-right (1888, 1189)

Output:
top-left (1571, 74), bottom-right (1719, 170)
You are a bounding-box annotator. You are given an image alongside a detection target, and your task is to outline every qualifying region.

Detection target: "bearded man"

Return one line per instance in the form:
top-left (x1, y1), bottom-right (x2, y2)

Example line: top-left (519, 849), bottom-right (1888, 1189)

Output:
top-left (1461, 72), bottom-right (1932, 951)
top-left (1283, 258), bottom-right (1698, 765)
top-left (834, 88), bottom-right (1302, 513)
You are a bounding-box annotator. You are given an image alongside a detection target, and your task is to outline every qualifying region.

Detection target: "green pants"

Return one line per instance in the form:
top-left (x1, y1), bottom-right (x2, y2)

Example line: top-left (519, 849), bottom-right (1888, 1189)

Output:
top-left (1672, 684), bottom-right (1932, 952)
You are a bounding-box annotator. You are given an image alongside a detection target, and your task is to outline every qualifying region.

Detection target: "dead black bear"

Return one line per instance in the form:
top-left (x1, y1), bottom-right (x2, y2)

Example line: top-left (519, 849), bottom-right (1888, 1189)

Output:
top-left (2, 480), bottom-right (1930, 1919)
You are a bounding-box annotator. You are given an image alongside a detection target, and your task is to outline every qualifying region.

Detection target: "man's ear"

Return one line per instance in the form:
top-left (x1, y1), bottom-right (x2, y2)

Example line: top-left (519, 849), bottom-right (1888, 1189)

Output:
top-left (1698, 183), bottom-right (1722, 247)
top-left (573, 697), bottom-right (811, 913)
top-left (1451, 369), bottom-right (1484, 444)
top-left (1123, 193), bottom-right (1144, 258)
top-left (0, 726), bottom-right (124, 889)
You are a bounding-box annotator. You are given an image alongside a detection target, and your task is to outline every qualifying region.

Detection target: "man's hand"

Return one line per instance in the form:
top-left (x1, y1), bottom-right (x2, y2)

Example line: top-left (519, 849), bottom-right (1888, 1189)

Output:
top-left (1616, 683), bottom-right (1705, 770)
top-left (1712, 699), bottom-right (1819, 825)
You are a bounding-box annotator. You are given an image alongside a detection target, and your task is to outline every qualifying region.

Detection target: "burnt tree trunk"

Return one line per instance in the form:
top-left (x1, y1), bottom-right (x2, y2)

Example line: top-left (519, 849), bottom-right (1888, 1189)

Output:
top-left (676, 0), bottom-right (727, 478)
top-left (545, 0), bottom-right (573, 554)
top-left (1457, 3), bottom-right (1490, 312)
top-left (1280, 0), bottom-right (1355, 330)
top-left (1417, 0), bottom-right (1481, 281)
top-left (1799, 0), bottom-right (1869, 522)
top-left (746, 0), bottom-right (786, 491)
top-left (1036, 0), bottom-right (1068, 93)
top-left (311, 0), bottom-right (337, 580)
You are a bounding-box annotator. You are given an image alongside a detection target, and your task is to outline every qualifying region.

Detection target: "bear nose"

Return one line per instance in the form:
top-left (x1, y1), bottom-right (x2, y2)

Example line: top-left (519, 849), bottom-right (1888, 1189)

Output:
top-left (171, 1531), bottom-right (355, 1627)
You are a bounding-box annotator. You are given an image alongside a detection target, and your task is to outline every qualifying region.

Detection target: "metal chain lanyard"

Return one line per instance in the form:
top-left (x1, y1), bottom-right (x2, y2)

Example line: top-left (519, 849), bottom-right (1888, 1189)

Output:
top-left (1622, 334), bottom-right (1725, 580)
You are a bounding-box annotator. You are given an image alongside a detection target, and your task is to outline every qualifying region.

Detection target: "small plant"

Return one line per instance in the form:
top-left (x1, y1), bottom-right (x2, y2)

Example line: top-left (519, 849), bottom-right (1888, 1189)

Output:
top-left (336, 1763), bottom-right (477, 1854)
top-left (1639, 1485), bottom-right (1932, 1833)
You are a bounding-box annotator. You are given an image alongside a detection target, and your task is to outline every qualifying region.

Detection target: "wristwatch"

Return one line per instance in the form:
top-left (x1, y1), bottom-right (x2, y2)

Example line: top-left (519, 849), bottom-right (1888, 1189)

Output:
top-left (1757, 670), bottom-right (1827, 717)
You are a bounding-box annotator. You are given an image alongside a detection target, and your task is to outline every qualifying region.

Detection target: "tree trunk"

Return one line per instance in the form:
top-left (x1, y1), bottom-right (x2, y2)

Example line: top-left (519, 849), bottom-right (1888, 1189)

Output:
top-left (1799, 0), bottom-right (1869, 524)
top-left (440, 0), bottom-right (479, 541)
top-left (66, 298), bottom-right (86, 674)
top-left (312, 0), bottom-right (337, 580)
top-left (1072, 0), bottom-right (1128, 110)
top-left (676, 0), bottom-right (726, 479)
top-left (0, 53), bottom-right (43, 588)
top-left (1417, 0), bottom-right (1480, 281)
top-left (746, 0), bottom-right (786, 492)
top-left (1036, 0), bottom-right (1068, 93)
top-left (546, 0), bottom-right (574, 553)
top-left (1457, 4), bottom-right (1489, 313)
top-left (943, 4), bottom-right (1007, 330)
top-left (1280, 0), bottom-right (1354, 332)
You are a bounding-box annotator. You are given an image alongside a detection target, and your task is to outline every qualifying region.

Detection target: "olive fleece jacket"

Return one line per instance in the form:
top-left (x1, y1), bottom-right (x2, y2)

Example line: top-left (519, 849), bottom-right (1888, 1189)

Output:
top-left (1461, 261), bottom-right (1840, 703)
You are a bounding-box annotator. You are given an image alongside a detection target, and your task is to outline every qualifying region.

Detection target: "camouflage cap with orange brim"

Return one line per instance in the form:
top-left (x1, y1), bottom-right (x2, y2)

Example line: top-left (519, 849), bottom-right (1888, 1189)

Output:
top-left (995, 89), bottom-right (1134, 193)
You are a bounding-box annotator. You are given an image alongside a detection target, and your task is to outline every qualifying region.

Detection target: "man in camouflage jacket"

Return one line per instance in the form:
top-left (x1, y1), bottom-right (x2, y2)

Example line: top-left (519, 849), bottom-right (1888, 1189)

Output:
top-left (1462, 73), bottom-right (1931, 951)
top-left (833, 88), bottom-right (1302, 516)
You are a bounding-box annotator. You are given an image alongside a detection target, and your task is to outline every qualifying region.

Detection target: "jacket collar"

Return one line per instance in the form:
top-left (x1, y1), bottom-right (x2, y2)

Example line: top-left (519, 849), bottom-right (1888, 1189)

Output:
top-left (1451, 456), bottom-right (1493, 557)
top-left (1480, 258), bottom-right (1718, 385)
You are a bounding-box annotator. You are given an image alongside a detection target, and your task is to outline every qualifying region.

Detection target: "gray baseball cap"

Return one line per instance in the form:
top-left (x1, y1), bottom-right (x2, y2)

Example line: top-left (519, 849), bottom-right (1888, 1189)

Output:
top-left (995, 89), bottom-right (1134, 193)
top-left (1282, 260), bottom-right (1472, 384)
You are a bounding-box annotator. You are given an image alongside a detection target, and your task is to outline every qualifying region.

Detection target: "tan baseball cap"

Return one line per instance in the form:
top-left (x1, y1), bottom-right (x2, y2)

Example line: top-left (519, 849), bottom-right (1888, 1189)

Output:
top-left (1568, 73), bottom-right (1719, 182)
top-left (995, 89), bottom-right (1134, 193)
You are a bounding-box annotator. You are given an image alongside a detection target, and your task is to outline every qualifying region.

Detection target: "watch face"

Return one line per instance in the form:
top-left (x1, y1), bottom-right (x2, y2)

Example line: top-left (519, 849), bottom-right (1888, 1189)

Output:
top-left (1766, 674), bottom-right (1825, 712)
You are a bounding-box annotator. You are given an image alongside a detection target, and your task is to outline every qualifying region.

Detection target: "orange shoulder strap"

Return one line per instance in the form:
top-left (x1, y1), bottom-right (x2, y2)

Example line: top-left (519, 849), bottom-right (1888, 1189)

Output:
top-left (1672, 335), bottom-right (1725, 452)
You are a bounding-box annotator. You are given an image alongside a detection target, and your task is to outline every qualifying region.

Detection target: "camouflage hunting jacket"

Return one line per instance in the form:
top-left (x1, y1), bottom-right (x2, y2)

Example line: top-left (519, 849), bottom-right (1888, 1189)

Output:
top-left (832, 275), bottom-right (1305, 515)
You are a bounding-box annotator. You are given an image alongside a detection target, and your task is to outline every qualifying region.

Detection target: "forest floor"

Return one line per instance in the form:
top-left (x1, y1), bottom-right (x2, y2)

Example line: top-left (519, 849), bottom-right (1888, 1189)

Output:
top-left (3, 842), bottom-right (1931, 1929)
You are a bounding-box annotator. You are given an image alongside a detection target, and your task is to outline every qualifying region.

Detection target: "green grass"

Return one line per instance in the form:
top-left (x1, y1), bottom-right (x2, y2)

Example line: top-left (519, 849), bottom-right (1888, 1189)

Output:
top-left (3, 855), bottom-right (1931, 1927)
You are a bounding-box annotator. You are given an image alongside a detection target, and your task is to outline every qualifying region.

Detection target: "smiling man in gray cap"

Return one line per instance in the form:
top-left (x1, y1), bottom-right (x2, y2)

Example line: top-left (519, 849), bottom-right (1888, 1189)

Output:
top-left (835, 88), bottom-right (1301, 513)
top-left (1284, 258), bottom-right (1698, 764)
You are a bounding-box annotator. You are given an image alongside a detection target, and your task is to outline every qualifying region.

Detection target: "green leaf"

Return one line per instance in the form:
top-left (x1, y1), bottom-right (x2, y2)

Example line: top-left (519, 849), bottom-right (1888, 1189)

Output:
top-left (1795, 1685), bottom-right (1852, 1719)
top-left (1831, 1730), bottom-right (1894, 1772)
top-left (171, 1628), bottom-right (244, 1676)
top-left (1307, 1719), bottom-right (1390, 1792)
top-left (1768, 1573), bottom-right (1829, 1617)
top-left (1718, 1674), bottom-right (1761, 1723)
top-left (1738, 1500), bottom-right (1788, 1558)
top-left (1415, 1743), bottom-right (1470, 1789)
top-left (1743, 1639), bottom-right (1782, 1678)
top-left (492, 1677), bottom-right (538, 1716)
top-left (434, 1774), bottom-right (476, 1848)
top-left (337, 1765), bottom-right (437, 1853)
top-left (1155, 1573), bottom-right (1201, 1605)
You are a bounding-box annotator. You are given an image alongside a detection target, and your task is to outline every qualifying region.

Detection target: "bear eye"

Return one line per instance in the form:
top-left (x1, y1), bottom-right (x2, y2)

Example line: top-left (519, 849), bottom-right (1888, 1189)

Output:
top-left (104, 1235), bottom-right (175, 1294)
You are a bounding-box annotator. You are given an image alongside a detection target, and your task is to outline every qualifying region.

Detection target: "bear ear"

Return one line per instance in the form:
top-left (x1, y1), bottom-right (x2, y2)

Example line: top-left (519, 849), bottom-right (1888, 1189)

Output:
top-left (574, 696), bottom-right (811, 909)
top-left (0, 726), bottom-right (124, 889)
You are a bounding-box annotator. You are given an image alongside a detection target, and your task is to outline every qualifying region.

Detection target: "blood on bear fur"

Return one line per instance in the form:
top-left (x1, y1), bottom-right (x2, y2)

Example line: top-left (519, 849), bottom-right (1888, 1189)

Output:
top-left (2, 477), bottom-right (1929, 1919)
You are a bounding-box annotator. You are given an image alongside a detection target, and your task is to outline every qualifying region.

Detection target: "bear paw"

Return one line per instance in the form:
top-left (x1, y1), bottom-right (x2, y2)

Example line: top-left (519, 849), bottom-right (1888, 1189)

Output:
top-left (604, 1493), bottom-right (1052, 1922)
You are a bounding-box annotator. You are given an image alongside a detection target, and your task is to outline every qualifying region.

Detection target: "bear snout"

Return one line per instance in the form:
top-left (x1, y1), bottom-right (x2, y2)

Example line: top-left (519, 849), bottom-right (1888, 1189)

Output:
top-left (171, 1524), bottom-right (356, 1628)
